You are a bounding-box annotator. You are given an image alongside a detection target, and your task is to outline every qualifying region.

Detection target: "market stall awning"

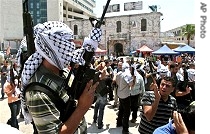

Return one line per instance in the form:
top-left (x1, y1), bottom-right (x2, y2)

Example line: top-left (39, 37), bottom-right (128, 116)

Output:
top-left (174, 45), bottom-right (195, 53)
top-left (136, 45), bottom-right (153, 52)
top-left (152, 45), bottom-right (179, 55)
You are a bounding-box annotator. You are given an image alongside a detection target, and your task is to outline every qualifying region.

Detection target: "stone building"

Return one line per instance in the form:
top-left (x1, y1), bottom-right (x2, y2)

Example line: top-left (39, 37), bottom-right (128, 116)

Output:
top-left (0, 0), bottom-right (96, 51)
top-left (161, 24), bottom-right (195, 48)
top-left (68, 12), bottom-right (163, 56)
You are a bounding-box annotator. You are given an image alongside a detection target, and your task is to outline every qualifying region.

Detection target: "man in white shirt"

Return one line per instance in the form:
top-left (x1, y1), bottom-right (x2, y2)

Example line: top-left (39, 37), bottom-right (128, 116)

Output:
top-left (115, 62), bottom-right (135, 134)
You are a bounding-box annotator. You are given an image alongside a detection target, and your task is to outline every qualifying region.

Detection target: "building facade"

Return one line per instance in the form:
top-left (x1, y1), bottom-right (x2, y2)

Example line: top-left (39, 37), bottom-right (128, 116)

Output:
top-left (0, 0), bottom-right (193, 57)
top-left (161, 24), bottom-right (195, 48)
top-left (0, 0), bottom-right (23, 50)
top-left (0, 0), bottom-right (96, 51)
top-left (28, 0), bottom-right (96, 26)
top-left (69, 12), bottom-right (163, 56)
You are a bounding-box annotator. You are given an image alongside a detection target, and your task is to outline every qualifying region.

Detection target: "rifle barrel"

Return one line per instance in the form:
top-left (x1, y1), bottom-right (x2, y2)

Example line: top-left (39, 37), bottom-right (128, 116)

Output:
top-left (100, 0), bottom-right (111, 22)
top-left (96, 0), bottom-right (111, 28)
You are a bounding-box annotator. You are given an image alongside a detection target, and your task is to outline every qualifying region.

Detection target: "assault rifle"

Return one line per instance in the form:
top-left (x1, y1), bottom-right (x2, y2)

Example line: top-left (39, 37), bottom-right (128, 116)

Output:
top-left (148, 59), bottom-right (157, 84)
top-left (89, 0), bottom-right (111, 28)
top-left (9, 62), bottom-right (15, 85)
top-left (182, 64), bottom-right (188, 90)
top-left (61, 0), bottom-right (111, 122)
top-left (22, 0), bottom-right (35, 57)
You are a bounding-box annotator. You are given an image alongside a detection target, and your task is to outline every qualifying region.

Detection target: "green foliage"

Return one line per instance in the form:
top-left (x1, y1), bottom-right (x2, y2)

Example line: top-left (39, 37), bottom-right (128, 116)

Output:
top-left (181, 24), bottom-right (195, 45)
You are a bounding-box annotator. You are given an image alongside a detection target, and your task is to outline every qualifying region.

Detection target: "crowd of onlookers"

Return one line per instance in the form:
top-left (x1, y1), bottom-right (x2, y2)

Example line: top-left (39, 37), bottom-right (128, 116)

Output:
top-left (87, 53), bottom-right (195, 134)
top-left (0, 52), bottom-right (195, 134)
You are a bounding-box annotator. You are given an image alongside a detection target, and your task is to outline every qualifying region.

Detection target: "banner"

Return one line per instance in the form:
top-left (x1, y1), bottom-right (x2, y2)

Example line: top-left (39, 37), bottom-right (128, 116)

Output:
top-left (105, 4), bottom-right (120, 13)
top-left (124, 1), bottom-right (143, 11)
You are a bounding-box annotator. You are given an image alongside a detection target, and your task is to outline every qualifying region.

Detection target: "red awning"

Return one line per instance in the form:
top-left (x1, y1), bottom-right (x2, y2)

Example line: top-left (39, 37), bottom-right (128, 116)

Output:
top-left (136, 45), bottom-right (153, 52)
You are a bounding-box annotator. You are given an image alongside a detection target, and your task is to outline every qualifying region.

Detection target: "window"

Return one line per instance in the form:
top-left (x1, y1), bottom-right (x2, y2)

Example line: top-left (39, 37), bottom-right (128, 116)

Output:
top-left (116, 21), bottom-right (121, 33)
top-left (30, 3), bottom-right (33, 8)
top-left (141, 19), bottom-right (147, 31)
top-left (74, 25), bottom-right (78, 35)
top-left (37, 19), bottom-right (41, 23)
top-left (37, 3), bottom-right (40, 8)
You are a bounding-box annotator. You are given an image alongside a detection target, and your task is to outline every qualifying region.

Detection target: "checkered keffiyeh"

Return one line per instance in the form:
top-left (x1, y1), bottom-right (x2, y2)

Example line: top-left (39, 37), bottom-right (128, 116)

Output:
top-left (82, 27), bottom-right (102, 52)
top-left (20, 21), bottom-right (102, 124)
top-left (16, 36), bottom-right (27, 67)
top-left (90, 27), bottom-right (102, 42)
top-left (22, 21), bottom-right (86, 87)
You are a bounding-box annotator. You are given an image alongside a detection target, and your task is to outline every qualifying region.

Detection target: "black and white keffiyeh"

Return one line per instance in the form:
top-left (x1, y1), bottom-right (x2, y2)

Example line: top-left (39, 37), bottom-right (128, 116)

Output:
top-left (20, 21), bottom-right (102, 124)
top-left (16, 36), bottom-right (27, 67)
top-left (22, 21), bottom-right (84, 87)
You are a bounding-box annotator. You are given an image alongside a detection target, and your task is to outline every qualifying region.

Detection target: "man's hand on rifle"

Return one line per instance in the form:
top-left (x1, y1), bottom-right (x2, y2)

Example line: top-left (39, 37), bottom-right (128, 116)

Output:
top-left (150, 82), bottom-right (161, 100)
top-left (77, 80), bottom-right (99, 112)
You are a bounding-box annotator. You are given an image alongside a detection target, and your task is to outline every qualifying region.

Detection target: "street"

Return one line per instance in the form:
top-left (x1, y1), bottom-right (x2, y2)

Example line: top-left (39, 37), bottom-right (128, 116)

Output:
top-left (0, 95), bottom-right (141, 134)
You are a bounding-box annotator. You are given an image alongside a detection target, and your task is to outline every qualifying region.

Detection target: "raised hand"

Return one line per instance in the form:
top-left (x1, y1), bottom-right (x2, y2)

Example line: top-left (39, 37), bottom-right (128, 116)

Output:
top-left (173, 111), bottom-right (189, 134)
top-left (77, 80), bottom-right (99, 111)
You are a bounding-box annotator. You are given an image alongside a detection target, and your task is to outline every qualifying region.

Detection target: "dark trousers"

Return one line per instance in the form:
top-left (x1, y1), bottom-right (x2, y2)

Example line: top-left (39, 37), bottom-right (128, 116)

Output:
top-left (1, 78), bottom-right (6, 98)
top-left (8, 100), bottom-right (21, 129)
top-left (93, 99), bottom-right (106, 127)
top-left (130, 94), bottom-right (140, 120)
top-left (188, 82), bottom-right (195, 101)
top-left (117, 96), bottom-right (131, 132)
top-left (108, 89), bottom-right (114, 100)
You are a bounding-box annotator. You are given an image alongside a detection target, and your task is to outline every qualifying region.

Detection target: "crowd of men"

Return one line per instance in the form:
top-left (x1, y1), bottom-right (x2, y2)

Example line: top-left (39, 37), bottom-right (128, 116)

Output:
top-left (90, 53), bottom-right (195, 134)
top-left (0, 20), bottom-right (195, 134)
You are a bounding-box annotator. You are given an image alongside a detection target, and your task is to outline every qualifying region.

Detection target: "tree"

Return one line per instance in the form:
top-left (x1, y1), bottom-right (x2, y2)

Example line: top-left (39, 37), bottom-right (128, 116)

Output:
top-left (181, 24), bottom-right (195, 45)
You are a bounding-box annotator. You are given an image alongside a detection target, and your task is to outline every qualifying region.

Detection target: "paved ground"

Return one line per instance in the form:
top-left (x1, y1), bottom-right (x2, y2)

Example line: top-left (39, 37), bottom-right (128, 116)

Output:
top-left (0, 95), bottom-right (142, 134)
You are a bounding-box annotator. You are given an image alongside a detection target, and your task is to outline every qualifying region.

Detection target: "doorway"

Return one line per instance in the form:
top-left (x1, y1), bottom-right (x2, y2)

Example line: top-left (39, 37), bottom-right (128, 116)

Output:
top-left (114, 43), bottom-right (123, 57)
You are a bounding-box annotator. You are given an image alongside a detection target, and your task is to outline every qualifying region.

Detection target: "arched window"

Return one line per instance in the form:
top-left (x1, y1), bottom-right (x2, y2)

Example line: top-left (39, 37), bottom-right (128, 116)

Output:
top-left (141, 19), bottom-right (147, 31)
top-left (74, 25), bottom-right (78, 35)
top-left (116, 21), bottom-right (121, 33)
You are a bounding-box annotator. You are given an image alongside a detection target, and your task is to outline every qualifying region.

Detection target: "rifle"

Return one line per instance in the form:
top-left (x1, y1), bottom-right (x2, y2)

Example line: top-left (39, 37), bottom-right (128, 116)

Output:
top-left (22, 0), bottom-right (35, 57)
top-left (182, 64), bottom-right (193, 101)
top-left (60, 0), bottom-right (111, 122)
top-left (148, 59), bottom-right (157, 84)
top-left (89, 0), bottom-right (111, 28)
top-left (182, 64), bottom-right (188, 90)
top-left (19, 0), bottom-right (34, 88)
top-left (9, 62), bottom-right (15, 85)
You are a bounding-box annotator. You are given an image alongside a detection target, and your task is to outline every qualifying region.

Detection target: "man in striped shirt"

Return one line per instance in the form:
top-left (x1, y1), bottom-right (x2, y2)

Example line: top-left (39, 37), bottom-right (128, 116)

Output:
top-left (20, 21), bottom-right (101, 134)
top-left (138, 76), bottom-right (177, 134)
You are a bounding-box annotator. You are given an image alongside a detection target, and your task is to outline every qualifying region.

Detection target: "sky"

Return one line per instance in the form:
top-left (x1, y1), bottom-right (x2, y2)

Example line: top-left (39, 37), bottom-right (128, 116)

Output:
top-left (93, 0), bottom-right (195, 32)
